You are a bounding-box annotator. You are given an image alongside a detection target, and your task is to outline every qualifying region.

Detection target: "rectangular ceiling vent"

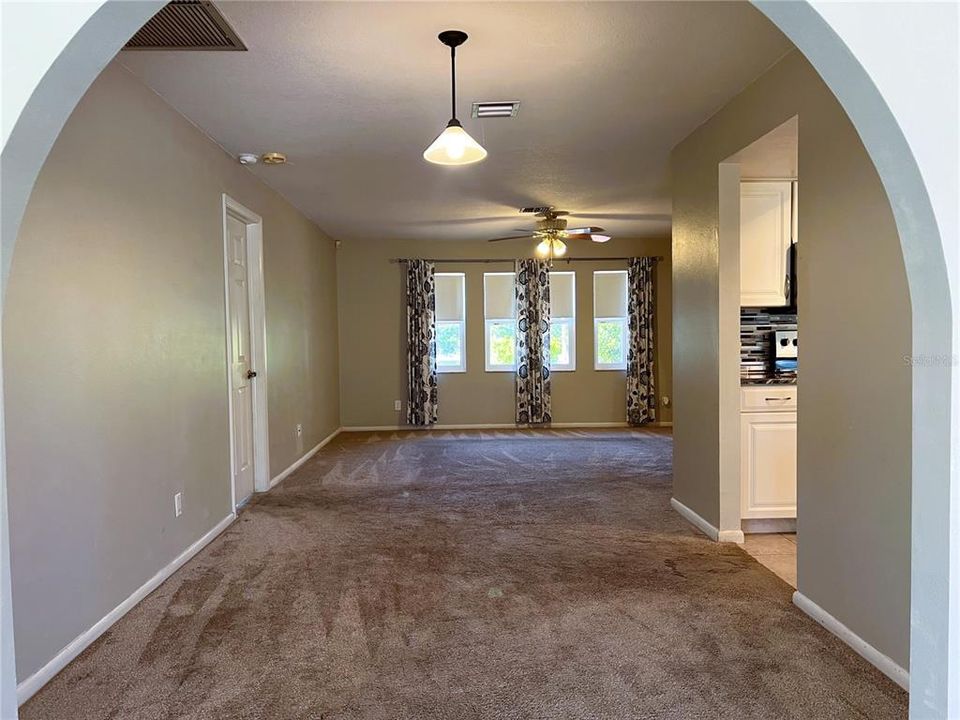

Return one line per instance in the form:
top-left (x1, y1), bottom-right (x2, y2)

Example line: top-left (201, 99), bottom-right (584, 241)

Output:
top-left (472, 101), bottom-right (521, 119)
top-left (124, 0), bottom-right (246, 51)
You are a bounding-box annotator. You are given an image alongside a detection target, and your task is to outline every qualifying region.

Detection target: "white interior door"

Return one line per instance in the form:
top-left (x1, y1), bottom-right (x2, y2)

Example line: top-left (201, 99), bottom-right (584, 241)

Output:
top-left (227, 214), bottom-right (256, 505)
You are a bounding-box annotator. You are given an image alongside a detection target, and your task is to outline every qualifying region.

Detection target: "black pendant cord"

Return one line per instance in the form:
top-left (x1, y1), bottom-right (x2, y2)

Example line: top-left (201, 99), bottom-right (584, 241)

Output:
top-left (450, 45), bottom-right (457, 121)
top-left (437, 30), bottom-right (468, 126)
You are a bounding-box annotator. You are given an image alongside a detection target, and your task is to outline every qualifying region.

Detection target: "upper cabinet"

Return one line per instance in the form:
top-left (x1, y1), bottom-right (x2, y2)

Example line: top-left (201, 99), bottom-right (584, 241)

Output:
top-left (740, 181), bottom-right (794, 307)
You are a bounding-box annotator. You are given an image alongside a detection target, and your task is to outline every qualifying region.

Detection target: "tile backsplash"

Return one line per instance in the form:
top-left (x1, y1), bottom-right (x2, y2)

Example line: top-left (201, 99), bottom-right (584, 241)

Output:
top-left (741, 310), bottom-right (798, 382)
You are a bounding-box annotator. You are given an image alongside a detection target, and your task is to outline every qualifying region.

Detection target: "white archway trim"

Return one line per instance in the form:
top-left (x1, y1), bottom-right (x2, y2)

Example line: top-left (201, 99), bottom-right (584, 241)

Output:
top-left (1, 1), bottom-right (165, 287)
top-left (755, 3), bottom-right (958, 717)
top-left (0, 4), bottom-right (164, 716)
top-left (0, 3), bottom-right (956, 719)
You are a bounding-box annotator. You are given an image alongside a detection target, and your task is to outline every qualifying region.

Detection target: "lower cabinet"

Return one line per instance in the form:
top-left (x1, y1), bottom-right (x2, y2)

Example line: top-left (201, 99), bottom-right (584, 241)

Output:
top-left (740, 410), bottom-right (797, 518)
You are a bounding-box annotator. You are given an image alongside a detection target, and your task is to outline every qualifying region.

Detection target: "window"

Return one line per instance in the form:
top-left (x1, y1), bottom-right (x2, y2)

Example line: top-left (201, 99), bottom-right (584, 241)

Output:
top-left (435, 273), bottom-right (465, 373)
top-left (549, 271), bottom-right (576, 371)
top-left (594, 270), bottom-right (628, 370)
top-left (484, 272), bottom-right (516, 371)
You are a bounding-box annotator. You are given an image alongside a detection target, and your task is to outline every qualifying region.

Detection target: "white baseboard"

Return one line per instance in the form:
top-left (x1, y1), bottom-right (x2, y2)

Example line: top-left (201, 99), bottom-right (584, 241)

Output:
top-left (269, 427), bottom-right (341, 489)
top-left (742, 517), bottom-right (797, 534)
top-left (17, 513), bottom-right (236, 705)
top-left (792, 591), bottom-right (909, 691)
top-left (433, 423), bottom-right (515, 430)
top-left (670, 497), bottom-right (744, 544)
top-left (671, 497), bottom-right (719, 541)
top-left (718, 528), bottom-right (745, 543)
top-left (341, 425), bottom-right (405, 432)
top-left (340, 421), bottom-right (659, 432)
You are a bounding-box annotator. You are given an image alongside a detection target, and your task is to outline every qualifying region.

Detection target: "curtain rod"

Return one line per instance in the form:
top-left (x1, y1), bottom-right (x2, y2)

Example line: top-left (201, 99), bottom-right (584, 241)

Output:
top-left (390, 256), bottom-right (664, 264)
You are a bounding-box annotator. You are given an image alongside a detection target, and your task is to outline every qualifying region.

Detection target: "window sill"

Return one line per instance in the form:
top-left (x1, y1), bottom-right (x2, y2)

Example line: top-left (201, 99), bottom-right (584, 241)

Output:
top-left (438, 369), bottom-right (467, 374)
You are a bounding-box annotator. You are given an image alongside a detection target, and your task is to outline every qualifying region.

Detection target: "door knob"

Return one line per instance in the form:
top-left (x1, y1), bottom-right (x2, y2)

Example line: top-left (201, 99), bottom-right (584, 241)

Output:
top-left (246, 370), bottom-right (258, 379)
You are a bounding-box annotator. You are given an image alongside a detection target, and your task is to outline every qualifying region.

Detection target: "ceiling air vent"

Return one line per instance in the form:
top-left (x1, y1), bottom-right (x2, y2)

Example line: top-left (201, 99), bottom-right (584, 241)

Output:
top-left (471, 101), bottom-right (521, 119)
top-left (124, 0), bottom-right (246, 51)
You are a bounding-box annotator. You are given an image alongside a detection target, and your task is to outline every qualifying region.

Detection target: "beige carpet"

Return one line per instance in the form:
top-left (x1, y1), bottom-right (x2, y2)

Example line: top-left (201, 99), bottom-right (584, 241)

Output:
top-left (23, 429), bottom-right (906, 719)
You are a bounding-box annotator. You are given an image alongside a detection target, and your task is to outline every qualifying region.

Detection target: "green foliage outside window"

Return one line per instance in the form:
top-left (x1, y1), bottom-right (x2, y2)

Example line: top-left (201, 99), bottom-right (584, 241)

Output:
top-left (436, 322), bottom-right (461, 366)
top-left (489, 322), bottom-right (515, 366)
top-left (596, 320), bottom-right (625, 366)
top-left (550, 321), bottom-right (570, 365)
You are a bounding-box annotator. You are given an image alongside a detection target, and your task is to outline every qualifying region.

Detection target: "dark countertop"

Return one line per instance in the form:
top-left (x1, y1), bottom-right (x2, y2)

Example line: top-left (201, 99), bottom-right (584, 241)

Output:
top-left (741, 377), bottom-right (798, 386)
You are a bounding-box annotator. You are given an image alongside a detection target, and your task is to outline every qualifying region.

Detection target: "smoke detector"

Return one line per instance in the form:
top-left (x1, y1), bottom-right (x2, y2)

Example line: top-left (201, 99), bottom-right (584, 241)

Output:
top-left (261, 152), bottom-right (287, 165)
top-left (238, 153), bottom-right (259, 165)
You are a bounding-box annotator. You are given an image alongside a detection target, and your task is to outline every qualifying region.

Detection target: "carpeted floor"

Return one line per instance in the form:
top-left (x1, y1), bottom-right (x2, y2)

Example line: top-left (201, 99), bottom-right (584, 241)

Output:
top-left (23, 429), bottom-right (907, 719)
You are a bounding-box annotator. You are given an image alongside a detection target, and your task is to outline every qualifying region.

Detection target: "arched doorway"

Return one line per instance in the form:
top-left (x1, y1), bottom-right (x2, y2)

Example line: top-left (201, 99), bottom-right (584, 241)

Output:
top-left (0, 3), bottom-right (954, 718)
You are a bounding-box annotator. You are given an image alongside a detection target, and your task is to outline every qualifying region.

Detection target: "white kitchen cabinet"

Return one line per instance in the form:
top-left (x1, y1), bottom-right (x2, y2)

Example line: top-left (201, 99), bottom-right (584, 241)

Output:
top-left (740, 386), bottom-right (797, 519)
top-left (740, 181), bottom-right (793, 307)
top-left (741, 410), bottom-right (797, 518)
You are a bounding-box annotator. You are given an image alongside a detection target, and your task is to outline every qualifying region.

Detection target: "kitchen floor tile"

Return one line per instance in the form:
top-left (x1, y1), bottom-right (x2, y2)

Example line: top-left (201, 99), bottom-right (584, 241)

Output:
top-left (743, 532), bottom-right (796, 555)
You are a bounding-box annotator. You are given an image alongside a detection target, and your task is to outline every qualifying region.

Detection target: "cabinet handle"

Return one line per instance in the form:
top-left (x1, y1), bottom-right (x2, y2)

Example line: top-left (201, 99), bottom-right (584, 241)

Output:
top-left (765, 396), bottom-right (792, 401)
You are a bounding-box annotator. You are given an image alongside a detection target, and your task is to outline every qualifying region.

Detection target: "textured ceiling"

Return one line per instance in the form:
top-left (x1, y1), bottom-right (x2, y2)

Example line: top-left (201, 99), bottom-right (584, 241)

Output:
top-left (119, 1), bottom-right (792, 243)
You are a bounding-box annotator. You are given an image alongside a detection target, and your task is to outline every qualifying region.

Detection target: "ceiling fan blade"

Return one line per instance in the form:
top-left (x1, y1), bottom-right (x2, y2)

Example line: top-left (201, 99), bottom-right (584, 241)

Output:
top-left (487, 235), bottom-right (531, 243)
top-left (566, 233), bottom-right (613, 243)
top-left (565, 226), bottom-right (605, 234)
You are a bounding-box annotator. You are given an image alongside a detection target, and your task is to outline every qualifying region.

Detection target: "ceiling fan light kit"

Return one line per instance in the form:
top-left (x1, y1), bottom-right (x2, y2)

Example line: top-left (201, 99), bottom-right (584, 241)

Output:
top-left (536, 237), bottom-right (567, 260)
top-left (423, 30), bottom-right (487, 166)
top-left (488, 207), bottom-right (614, 257)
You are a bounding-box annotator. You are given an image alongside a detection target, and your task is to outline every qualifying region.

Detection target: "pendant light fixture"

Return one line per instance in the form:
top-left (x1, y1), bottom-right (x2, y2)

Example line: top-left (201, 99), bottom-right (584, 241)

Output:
top-left (423, 30), bottom-right (487, 165)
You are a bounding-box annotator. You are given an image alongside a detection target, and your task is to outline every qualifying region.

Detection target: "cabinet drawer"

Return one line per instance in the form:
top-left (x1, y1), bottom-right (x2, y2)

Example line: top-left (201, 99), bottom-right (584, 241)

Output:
top-left (741, 386), bottom-right (797, 412)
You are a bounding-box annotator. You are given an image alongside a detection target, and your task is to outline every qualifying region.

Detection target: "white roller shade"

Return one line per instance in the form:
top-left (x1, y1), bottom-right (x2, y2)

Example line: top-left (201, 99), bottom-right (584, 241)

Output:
top-left (484, 273), bottom-right (515, 318)
top-left (594, 270), bottom-right (628, 317)
top-left (550, 272), bottom-right (576, 318)
top-left (435, 273), bottom-right (464, 321)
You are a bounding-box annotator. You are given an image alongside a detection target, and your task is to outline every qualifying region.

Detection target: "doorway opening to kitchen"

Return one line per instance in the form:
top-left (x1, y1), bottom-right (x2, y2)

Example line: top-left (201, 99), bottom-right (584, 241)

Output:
top-left (719, 117), bottom-right (799, 587)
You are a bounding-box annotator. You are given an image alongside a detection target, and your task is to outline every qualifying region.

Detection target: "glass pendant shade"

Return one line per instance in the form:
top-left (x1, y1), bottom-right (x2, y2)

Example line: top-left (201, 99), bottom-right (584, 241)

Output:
top-left (423, 120), bottom-right (487, 165)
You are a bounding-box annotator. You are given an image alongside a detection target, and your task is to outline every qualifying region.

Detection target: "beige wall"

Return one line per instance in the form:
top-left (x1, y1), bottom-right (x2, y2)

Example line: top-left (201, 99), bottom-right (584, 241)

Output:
top-left (3, 63), bottom-right (340, 681)
top-left (672, 51), bottom-right (911, 667)
top-left (338, 238), bottom-right (671, 428)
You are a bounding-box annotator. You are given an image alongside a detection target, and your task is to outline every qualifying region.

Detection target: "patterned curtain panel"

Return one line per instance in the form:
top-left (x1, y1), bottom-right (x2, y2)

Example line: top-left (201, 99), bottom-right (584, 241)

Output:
top-left (406, 260), bottom-right (438, 426)
top-left (627, 257), bottom-right (657, 425)
top-left (515, 259), bottom-right (552, 424)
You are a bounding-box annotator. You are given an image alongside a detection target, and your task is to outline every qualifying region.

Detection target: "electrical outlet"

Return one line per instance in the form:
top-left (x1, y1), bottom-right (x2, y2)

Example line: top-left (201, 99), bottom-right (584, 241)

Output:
top-left (174, 492), bottom-right (183, 518)
top-left (394, 400), bottom-right (402, 411)
top-left (662, 396), bottom-right (671, 407)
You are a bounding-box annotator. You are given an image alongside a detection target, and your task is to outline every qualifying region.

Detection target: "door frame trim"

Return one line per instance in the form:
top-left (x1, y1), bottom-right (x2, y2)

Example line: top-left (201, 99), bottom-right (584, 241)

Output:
top-left (221, 194), bottom-right (271, 508)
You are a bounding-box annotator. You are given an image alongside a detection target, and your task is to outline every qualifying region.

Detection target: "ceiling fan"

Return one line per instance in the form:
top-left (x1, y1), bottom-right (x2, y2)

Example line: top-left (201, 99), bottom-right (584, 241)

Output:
top-left (488, 207), bottom-right (611, 259)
